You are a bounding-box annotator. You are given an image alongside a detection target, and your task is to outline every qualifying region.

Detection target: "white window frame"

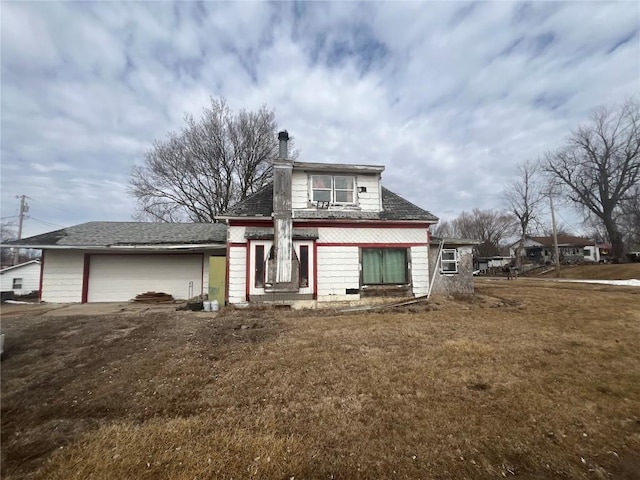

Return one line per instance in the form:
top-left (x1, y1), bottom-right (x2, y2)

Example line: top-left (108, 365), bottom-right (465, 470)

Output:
top-left (440, 249), bottom-right (459, 274)
top-left (13, 277), bottom-right (23, 289)
top-left (310, 175), bottom-right (356, 206)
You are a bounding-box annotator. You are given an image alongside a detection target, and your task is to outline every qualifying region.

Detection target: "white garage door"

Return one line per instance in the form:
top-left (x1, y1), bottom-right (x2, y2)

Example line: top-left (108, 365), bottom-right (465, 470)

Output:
top-left (87, 254), bottom-right (203, 302)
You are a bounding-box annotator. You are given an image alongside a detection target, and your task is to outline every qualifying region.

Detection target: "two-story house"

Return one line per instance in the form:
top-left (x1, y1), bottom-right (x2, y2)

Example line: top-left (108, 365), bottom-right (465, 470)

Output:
top-left (218, 131), bottom-right (442, 306)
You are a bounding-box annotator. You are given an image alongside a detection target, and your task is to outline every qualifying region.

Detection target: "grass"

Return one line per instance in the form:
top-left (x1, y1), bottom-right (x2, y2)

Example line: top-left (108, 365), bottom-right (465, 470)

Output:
top-left (537, 262), bottom-right (640, 280)
top-left (2, 279), bottom-right (640, 479)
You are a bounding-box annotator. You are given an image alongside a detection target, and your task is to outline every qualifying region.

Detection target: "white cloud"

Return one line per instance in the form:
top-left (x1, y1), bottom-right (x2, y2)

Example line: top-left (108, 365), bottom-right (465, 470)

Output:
top-left (1, 1), bottom-right (638, 238)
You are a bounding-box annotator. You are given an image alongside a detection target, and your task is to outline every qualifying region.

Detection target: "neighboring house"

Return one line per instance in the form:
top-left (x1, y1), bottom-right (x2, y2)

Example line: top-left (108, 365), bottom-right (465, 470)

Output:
top-left (2, 223), bottom-right (226, 303)
top-left (218, 131), bottom-right (453, 307)
top-left (583, 243), bottom-right (612, 263)
top-left (510, 235), bottom-right (594, 264)
top-left (0, 259), bottom-right (41, 296)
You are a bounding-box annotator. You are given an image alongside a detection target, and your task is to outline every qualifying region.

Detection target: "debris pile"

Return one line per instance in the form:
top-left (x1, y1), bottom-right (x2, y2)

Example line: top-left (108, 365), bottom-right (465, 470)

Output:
top-left (133, 292), bottom-right (174, 303)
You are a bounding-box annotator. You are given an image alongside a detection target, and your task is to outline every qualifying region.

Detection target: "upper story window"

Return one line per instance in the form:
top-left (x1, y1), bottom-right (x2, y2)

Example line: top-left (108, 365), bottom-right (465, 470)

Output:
top-left (311, 175), bottom-right (355, 205)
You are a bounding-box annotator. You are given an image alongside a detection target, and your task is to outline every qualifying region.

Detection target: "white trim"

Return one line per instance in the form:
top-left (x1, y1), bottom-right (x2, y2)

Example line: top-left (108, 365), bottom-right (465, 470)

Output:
top-left (0, 259), bottom-right (40, 273)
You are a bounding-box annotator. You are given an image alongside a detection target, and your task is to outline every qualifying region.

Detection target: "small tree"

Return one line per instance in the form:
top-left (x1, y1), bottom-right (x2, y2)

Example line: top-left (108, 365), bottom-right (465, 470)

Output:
top-left (504, 160), bottom-right (545, 268)
top-left (130, 98), bottom-right (288, 222)
top-left (543, 98), bottom-right (640, 262)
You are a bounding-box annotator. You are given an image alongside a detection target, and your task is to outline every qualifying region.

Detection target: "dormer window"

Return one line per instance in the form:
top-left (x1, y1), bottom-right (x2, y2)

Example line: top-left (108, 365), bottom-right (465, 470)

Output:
top-left (311, 175), bottom-right (355, 205)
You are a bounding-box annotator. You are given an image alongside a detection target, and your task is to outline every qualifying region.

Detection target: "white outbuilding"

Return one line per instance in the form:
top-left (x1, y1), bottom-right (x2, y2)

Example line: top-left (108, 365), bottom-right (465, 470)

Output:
top-left (0, 259), bottom-right (41, 296)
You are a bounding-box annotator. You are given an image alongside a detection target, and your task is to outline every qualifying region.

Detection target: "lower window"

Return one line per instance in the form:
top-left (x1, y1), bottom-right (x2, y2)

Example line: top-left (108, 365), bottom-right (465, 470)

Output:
top-left (362, 248), bottom-right (408, 284)
top-left (13, 278), bottom-right (22, 289)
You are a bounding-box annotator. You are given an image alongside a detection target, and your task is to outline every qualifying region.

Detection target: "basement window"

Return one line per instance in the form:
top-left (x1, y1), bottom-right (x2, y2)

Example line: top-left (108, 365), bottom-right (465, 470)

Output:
top-left (362, 248), bottom-right (408, 285)
top-left (12, 278), bottom-right (23, 289)
top-left (311, 175), bottom-right (355, 205)
top-left (441, 249), bottom-right (459, 274)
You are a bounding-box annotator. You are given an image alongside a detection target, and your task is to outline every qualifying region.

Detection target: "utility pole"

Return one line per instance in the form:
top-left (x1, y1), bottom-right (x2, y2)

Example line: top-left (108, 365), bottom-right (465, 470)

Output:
top-left (548, 193), bottom-right (561, 278)
top-left (13, 195), bottom-right (29, 265)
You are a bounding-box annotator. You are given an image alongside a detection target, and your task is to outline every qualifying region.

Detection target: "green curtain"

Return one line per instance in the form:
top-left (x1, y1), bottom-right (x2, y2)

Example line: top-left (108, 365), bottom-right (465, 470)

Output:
top-left (363, 249), bottom-right (406, 284)
top-left (383, 249), bottom-right (406, 283)
top-left (363, 249), bottom-right (383, 284)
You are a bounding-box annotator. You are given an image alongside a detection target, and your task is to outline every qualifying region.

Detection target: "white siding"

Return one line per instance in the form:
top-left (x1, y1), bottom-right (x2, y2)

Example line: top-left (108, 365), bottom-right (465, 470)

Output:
top-left (410, 246), bottom-right (430, 296)
top-left (291, 170), bottom-right (308, 210)
top-left (0, 261), bottom-right (40, 295)
top-left (87, 254), bottom-right (203, 302)
top-left (355, 175), bottom-right (381, 211)
top-left (316, 246), bottom-right (361, 301)
top-left (42, 250), bottom-right (85, 303)
top-left (317, 227), bottom-right (427, 244)
top-left (228, 246), bottom-right (247, 303)
top-left (291, 171), bottom-right (381, 212)
top-left (228, 226), bottom-right (246, 243)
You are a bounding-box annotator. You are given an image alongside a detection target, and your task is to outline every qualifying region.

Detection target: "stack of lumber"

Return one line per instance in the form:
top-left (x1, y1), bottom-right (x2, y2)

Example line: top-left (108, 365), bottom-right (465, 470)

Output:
top-left (133, 292), bottom-right (174, 303)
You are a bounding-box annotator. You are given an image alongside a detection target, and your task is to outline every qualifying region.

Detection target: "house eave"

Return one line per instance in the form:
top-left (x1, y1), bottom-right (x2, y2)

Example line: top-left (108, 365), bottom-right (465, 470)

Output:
top-left (0, 243), bottom-right (226, 250)
top-left (293, 161), bottom-right (385, 175)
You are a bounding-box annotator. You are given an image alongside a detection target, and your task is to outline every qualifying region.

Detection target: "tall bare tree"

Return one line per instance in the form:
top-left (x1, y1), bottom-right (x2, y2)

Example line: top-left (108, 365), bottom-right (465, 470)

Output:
top-left (130, 98), bottom-right (288, 222)
top-left (440, 209), bottom-right (517, 257)
top-left (543, 98), bottom-right (640, 262)
top-left (504, 160), bottom-right (545, 267)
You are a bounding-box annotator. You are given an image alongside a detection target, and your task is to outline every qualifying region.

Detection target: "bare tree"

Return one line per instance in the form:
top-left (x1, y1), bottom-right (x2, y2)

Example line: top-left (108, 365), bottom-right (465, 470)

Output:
top-left (444, 209), bottom-right (517, 257)
top-left (504, 160), bottom-right (545, 267)
top-left (1, 220), bottom-right (17, 266)
top-left (618, 184), bottom-right (640, 250)
top-left (129, 98), bottom-right (289, 222)
top-left (430, 219), bottom-right (453, 238)
top-left (543, 98), bottom-right (640, 262)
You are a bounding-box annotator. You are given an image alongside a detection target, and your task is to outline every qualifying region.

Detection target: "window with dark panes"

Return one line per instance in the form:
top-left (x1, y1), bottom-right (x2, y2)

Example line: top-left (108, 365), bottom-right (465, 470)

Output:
top-left (312, 175), bottom-right (332, 202)
top-left (440, 249), bottom-right (459, 273)
top-left (362, 249), bottom-right (408, 285)
top-left (311, 175), bottom-right (355, 205)
top-left (12, 278), bottom-right (22, 289)
top-left (255, 245), bottom-right (265, 287)
top-left (299, 245), bottom-right (309, 287)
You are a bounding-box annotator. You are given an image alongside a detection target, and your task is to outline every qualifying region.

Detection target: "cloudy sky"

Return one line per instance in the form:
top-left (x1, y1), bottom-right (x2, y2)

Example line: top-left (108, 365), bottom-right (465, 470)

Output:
top-left (2, 1), bottom-right (639, 238)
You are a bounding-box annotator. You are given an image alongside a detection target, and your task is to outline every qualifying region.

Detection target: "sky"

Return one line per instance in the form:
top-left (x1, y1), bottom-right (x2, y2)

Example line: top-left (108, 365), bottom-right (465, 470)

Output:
top-left (1, 1), bottom-right (639, 238)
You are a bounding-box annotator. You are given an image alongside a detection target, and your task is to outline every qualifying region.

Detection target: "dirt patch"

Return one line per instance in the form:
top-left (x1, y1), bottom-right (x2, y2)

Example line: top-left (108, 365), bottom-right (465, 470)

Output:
top-left (2, 283), bottom-right (640, 479)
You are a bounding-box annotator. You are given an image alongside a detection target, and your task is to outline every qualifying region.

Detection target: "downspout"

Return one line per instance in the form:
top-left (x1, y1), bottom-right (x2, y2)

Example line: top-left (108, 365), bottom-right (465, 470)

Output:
top-left (427, 239), bottom-right (445, 300)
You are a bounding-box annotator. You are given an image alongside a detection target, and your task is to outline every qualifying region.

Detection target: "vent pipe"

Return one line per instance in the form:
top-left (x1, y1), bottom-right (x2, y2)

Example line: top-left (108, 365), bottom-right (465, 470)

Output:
top-left (278, 130), bottom-right (289, 159)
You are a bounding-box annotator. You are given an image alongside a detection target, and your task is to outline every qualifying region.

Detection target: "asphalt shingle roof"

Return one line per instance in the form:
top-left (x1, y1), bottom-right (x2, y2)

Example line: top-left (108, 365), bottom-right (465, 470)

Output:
top-left (223, 184), bottom-right (438, 222)
top-left (5, 222), bottom-right (227, 247)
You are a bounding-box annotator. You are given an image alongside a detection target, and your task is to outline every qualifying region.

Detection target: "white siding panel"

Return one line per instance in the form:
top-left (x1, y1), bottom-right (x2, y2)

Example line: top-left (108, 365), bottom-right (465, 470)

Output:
top-left (410, 246), bottom-right (430, 296)
top-left (228, 246), bottom-right (247, 303)
top-left (88, 255), bottom-right (203, 302)
top-left (0, 262), bottom-right (41, 295)
top-left (228, 226), bottom-right (246, 243)
top-left (316, 246), bottom-right (360, 300)
top-left (42, 250), bottom-right (85, 303)
top-left (318, 227), bottom-right (427, 244)
top-left (291, 171), bottom-right (308, 210)
top-left (291, 171), bottom-right (381, 211)
top-left (356, 175), bottom-right (380, 211)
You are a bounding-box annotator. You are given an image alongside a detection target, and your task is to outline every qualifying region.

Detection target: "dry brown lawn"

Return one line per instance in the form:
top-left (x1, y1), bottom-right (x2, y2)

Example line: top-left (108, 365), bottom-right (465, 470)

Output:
top-left (2, 280), bottom-right (640, 479)
top-left (537, 263), bottom-right (640, 280)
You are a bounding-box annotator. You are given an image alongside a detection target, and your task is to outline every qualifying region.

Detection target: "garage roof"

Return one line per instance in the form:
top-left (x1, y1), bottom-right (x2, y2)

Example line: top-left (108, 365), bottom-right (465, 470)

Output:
top-left (3, 222), bottom-right (227, 248)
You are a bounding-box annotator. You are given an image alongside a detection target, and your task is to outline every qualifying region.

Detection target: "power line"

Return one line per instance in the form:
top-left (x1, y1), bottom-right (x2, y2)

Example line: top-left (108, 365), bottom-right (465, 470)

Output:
top-left (28, 216), bottom-right (64, 229)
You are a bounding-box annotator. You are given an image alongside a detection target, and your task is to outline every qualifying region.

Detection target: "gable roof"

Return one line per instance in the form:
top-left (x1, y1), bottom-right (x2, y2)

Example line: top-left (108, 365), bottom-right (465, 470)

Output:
top-left (527, 235), bottom-right (593, 246)
top-left (2, 222), bottom-right (227, 248)
top-left (0, 259), bottom-right (40, 274)
top-left (222, 184), bottom-right (438, 222)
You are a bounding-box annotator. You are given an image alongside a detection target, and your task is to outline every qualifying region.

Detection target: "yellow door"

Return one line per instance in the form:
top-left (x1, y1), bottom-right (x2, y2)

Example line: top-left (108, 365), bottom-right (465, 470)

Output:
top-left (209, 257), bottom-right (226, 305)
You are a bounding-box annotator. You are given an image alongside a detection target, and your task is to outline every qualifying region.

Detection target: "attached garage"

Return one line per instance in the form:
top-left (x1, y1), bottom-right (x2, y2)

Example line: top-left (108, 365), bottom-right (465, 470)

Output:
top-left (3, 222), bottom-right (227, 304)
top-left (87, 254), bottom-right (204, 302)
